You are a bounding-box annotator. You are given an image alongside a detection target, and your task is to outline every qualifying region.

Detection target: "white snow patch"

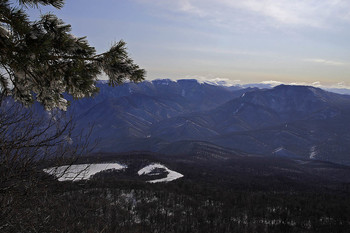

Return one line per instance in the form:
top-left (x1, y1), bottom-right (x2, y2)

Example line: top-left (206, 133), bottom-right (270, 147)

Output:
top-left (233, 103), bottom-right (244, 114)
top-left (138, 163), bottom-right (184, 183)
top-left (44, 163), bottom-right (127, 181)
top-left (273, 147), bottom-right (284, 153)
top-left (64, 135), bottom-right (73, 145)
top-left (309, 146), bottom-right (317, 159)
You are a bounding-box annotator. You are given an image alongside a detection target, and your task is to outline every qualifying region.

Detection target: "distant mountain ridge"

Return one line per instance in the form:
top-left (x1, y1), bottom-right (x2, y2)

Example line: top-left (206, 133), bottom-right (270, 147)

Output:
top-left (69, 79), bottom-right (350, 165)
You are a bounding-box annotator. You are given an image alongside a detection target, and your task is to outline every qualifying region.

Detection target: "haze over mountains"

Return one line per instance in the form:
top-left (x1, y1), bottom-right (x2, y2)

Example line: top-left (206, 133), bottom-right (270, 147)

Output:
top-left (69, 79), bottom-right (350, 165)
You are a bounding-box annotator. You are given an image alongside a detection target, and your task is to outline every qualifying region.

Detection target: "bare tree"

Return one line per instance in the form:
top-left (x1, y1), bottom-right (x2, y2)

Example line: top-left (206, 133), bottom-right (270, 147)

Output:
top-left (0, 1), bottom-right (144, 231)
top-left (0, 95), bottom-right (95, 231)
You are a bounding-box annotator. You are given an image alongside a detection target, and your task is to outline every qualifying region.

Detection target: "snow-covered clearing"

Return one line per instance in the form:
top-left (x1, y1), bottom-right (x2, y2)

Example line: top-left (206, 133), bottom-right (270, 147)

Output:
top-left (43, 163), bottom-right (126, 181)
top-left (138, 163), bottom-right (184, 183)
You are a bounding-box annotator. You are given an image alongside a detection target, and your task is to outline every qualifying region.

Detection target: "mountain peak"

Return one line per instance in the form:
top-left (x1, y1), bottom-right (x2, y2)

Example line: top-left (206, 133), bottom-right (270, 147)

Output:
top-left (274, 84), bottom-right (315, 90)
top-left (271, 84), bottom-right (326, 97)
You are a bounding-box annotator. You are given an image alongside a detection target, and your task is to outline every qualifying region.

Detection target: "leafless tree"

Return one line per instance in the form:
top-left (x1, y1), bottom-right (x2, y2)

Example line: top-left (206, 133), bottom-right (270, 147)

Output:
top-left (0, 94), bottom-right (96, 231)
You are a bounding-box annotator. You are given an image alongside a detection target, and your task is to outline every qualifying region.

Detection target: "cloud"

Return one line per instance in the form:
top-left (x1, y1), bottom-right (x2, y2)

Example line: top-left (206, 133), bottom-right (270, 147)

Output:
top-left (329, 82), bottom-right (350, 90)
top-left (336, 82), bottom-right (347, 88)
top-left (260, 80), bottom-right (284, 86)
top-left (219, 0), bottom-right (337, 28)
top-left (182, 75), bottom-right (241, 86)
top-left (149, 75), bottom-right (350, 90)
top-left (204, 78), bottom-right (241, 86)
top-left (136, 0), bottom-right (350, 30)
top-left (312, 81), bottom-right (322, 87)
top-left (255, 80), bottom-right (317, 87)
top-left (303, 58), bottom-right (345, 66)
top-left (178, 0), bottom-right (206, 17)
top-left (161, 46), bottom-right (261, 57)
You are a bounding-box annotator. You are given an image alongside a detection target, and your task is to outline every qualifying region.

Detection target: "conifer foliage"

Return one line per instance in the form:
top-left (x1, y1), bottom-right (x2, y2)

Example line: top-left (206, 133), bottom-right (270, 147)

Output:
top-left (0, 0), bottom-right (145, 110)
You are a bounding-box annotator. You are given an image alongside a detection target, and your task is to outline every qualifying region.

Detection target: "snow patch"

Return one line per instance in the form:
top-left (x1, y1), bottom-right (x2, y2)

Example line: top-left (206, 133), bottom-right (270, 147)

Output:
top-left (233, 103), bottom-right (244, 114)
top-left (273, 147), bottom-right (284, 153)
top-left (44, 163), bottom-right (127, 181)
top-left (138, 163), bottom-right (184, 183)
top-left (309, 146), bottom-right (317, 159)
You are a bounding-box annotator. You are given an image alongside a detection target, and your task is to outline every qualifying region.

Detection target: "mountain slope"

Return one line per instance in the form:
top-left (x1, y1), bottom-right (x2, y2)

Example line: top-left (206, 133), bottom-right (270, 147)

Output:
top-left (147, 84), bottom-right (350, 163)
top-left (69, 80), bottom-right (350, 164)
top-left (69, 79), bottom-right (246, 151)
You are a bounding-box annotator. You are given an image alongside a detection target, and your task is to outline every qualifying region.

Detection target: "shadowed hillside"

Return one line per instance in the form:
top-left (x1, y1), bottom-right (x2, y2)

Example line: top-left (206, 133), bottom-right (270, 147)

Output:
top-left (67, 80), bottom-right (350, 165)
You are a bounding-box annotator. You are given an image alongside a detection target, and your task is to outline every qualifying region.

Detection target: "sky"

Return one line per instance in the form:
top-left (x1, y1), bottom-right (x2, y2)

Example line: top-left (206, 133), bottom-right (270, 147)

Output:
top-left (28, 0), bottom-right (350, 88)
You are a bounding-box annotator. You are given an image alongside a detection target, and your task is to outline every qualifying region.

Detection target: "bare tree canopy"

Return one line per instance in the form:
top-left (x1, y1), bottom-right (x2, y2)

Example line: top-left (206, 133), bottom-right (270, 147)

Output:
top-left (0, 0), bottom-right (145, 110)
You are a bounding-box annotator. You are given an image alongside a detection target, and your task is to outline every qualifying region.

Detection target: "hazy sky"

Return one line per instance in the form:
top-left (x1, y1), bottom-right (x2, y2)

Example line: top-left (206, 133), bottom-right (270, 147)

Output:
top-left (30, 0), bottom-right (350, 88)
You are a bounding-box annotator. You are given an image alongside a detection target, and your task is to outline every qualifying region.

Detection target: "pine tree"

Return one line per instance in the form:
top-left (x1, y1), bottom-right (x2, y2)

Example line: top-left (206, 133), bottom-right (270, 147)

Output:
top-left (0, 0), bottom-right (145, 110)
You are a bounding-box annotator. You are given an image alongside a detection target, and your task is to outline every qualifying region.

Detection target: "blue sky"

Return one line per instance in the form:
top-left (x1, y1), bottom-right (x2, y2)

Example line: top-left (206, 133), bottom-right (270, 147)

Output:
top-left (30, 0), bottom-right (350, 88)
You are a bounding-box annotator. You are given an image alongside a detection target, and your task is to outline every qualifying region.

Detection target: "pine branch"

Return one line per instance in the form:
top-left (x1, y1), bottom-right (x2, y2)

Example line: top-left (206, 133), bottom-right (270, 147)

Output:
top-left (18, 0), bottom-right (65, 9)
top-left (0, 0), bottom-right (145, 110)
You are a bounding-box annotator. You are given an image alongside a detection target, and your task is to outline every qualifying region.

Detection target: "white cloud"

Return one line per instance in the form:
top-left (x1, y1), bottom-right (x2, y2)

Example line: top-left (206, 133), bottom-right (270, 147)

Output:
top-left (136, 0), bottom-right (350, 30)
top-left (336, 82), bottom-right (346, 88)
top-left (312, 81), bottom-right (322, 87)
top-left (260, 80), bottom-right (284, 86)
top-left (181, 75), bottom-right (243, 86)
top-left (220, 0), bottom-right (328, 28)
top-left (204, 78), bottom-right (241, 86)
top-left (303, 58), bottom-right (345, 66)
top-left (329, 82), bottom-right (350, 90)
top-left (161, 45), bottom-right (261, 57)
top-left (178, 0), bottom-right (206, 17)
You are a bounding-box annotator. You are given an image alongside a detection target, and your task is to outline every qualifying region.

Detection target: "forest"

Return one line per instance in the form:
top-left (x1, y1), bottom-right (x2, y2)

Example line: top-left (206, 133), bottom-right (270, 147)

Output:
top-left (3, 151), bottom-right (350, 232)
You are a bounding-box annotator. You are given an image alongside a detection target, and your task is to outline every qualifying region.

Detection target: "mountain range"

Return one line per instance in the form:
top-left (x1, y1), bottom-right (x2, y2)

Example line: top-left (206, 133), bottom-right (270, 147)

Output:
top-left (68, 79), bottom-right (350, 165)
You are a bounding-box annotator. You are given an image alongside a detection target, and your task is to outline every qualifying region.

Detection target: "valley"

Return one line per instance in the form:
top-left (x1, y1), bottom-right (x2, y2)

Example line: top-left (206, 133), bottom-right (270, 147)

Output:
top-left (35, 150), bottom-right (350, 232)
